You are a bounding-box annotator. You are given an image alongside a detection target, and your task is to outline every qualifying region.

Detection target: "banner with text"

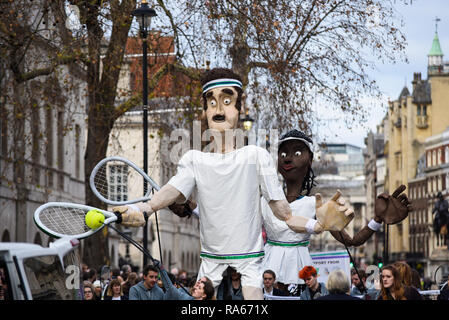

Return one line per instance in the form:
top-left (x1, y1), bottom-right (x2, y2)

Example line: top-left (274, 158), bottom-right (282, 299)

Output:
top-left (310, 250), bottom-right (351, 285)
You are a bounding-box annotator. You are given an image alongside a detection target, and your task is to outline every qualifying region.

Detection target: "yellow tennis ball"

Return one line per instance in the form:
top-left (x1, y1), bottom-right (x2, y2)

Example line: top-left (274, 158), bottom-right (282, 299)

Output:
top-left (85, 210), bottom-right (105, 229)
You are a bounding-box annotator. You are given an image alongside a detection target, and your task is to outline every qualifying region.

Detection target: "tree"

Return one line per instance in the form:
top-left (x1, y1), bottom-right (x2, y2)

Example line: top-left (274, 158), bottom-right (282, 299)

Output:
top-left (163, 0), bottom-right (410, 134)
top-left (0, 0), bottom-right (86, 242)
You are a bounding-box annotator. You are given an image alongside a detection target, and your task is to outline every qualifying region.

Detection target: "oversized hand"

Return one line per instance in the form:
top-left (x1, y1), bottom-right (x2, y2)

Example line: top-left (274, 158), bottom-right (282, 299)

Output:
top-left (113, 205), bottom-right (147, 227)
top-left (315, 190), bottom-right (354, 231)
top-left (375, 185), bottom-right (412, 225)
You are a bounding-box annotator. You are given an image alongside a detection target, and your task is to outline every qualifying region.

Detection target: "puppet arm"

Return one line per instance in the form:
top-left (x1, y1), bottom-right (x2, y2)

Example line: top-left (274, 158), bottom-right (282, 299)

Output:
top-left (113, 184), bottom-right (185, 227)
top-left (268, 199), bottom-right (324, 234)
top-left (330, 218), bottom-right (382, 247)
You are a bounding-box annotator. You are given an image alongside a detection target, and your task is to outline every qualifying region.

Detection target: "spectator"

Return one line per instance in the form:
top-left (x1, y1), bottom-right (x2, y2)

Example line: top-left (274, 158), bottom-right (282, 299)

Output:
top-left (121, 264), bottom-right (132, 282)
top-left (104, 279), bottom-right (128, 300)
top-left (298, 266), bottom-right (328, 300)
top-left (111, 268), bottom-right (124, 283)
top-left (162, 271), bottom-right (215, 300)
top-left (178, 269), bottom-right (188, 287)
top-left (129, 265), bottom-right (165, 300)
top-left (262, 270), bottom-right (288, 297)
top-left (87, 268), bottom-right (97, 284)
top-left (83, 282), bottom-right (95, 301)
top-left (122, 272), bottom-right (139, 297)
top-left (350, 268), bottom-right (379, 300)
top-left (378, 265), bottom-right (423, 300)
top-left (393, 261), bottom-right (412, 286)
top-left (92, 280), bottom-right (102, 300)
top-left (316, 269), bottom-right (362, 300)
top-left (393, 262), bottom-right (423, 299)
top-left (170, 267), bottom-right (179, 279)
top-left (217, 267), bottom-right (243, 300)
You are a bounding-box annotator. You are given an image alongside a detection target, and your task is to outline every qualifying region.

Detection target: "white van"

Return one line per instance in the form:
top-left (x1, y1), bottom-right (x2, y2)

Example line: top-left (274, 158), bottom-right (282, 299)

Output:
top-left (0, 237), bottom-right (82, 300)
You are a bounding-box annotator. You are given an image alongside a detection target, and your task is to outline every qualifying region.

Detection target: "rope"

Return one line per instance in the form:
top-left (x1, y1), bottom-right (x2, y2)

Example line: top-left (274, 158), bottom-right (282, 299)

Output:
top-left (338, 231), bottom-right (368, 295)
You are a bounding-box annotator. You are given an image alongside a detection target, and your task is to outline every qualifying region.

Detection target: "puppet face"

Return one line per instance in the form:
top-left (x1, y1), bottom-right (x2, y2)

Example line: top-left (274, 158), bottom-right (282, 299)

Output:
top-left (381, 269), bottom-right (394, 289)
top-left (204, 87), bottom-right (240, 132)
top-left (278, 140), bottom-right (312, 182)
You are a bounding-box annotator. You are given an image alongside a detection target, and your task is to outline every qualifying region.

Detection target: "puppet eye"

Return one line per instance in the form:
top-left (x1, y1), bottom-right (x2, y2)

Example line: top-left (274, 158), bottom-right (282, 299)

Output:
top-left (280, 152), bottom-right (287, 158)
top-left (295, 151), bottom-right (302, 156)
top-left (209, 99), bottom-right (217, 107)
top-left (223, 97), bottom-right (231, 105)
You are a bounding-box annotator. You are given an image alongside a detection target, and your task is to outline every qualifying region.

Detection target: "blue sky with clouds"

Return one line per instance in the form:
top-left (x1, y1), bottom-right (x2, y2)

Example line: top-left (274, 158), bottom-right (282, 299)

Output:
top-left (317, 0), bottom-right (449, 148)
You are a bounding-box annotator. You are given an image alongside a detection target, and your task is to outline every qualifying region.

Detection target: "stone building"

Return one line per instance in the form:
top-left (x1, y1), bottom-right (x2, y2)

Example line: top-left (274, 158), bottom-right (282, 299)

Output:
top-left (384, 28), bottom-right (449, 276)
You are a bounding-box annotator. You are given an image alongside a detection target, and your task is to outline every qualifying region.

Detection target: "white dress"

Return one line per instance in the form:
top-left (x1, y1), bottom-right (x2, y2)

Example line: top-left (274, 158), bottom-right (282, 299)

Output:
top-left (261, 195), bottom-right (316, 284)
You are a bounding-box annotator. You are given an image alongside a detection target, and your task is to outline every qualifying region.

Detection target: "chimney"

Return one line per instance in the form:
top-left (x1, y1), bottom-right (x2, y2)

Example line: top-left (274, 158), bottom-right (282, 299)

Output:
top-left (412, 72), bottom-right (421, 91)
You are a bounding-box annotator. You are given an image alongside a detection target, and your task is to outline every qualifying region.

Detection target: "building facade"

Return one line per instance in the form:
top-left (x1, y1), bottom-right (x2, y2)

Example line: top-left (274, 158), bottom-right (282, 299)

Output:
top-left (383, 29), bottom-right (449, 276)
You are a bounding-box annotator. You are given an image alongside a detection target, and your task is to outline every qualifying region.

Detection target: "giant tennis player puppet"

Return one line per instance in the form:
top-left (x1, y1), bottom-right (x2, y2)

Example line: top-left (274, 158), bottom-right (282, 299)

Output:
top-left (261, 129), bottom-right (413, 287)
top-left (113, 68), bottom-right (355, 300)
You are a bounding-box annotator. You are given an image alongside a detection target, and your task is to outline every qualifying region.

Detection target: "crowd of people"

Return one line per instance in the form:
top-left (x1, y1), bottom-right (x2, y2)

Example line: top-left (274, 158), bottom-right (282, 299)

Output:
top-left (79, 260), bottom-right (449, 301)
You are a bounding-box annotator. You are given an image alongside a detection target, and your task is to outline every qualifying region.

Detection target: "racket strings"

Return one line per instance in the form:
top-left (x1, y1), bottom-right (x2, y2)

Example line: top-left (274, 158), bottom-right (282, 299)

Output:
top-left (39, 206), bottom-right (90, 235)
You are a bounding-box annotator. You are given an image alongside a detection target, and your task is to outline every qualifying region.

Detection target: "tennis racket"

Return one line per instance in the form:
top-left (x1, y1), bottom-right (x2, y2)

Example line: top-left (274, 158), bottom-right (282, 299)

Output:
top-left (90, 156), bottom-right (160, 206)
top-left (90, 156), bottom-right (199, 218)
top-left (34, 202), bottom-right (120, 239)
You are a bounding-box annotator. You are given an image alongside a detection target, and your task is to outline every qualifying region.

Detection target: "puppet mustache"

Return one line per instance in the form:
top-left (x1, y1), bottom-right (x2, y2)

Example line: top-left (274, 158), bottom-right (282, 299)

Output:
top-left (212, 115), bottom-right (226, 122)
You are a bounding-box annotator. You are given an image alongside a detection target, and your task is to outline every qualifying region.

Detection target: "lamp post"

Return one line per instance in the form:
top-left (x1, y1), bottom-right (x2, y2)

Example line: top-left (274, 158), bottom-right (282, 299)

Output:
top-left (132, 1), bottom-right (157, 267)
top-left (240, 109), bottom-right (254, 146)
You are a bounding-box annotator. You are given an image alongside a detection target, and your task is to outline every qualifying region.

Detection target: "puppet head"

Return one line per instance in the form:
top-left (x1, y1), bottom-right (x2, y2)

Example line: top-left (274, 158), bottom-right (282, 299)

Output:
top-left (278, 129), bottom-right (316, 195)
top-left (201, 68), bottom-right (244, 132)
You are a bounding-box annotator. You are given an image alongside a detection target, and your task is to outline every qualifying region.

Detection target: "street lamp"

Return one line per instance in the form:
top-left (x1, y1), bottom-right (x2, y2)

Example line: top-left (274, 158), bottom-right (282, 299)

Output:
top-left (241, 109), bottom-right (254, 132)
top-left (132, 0), bottom-right (157, 267)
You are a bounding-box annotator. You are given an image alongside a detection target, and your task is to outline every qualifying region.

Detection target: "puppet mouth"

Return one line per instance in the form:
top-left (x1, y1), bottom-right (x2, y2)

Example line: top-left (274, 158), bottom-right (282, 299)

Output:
top-left (212, 115), bottom-right (226, 122)
top-left (281, 164), bottom-right (295, 171)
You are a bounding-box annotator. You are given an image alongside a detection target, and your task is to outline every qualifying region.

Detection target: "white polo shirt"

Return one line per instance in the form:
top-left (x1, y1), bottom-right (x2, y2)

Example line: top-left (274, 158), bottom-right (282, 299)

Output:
top-left (168, 145), bottom-right (285, 262)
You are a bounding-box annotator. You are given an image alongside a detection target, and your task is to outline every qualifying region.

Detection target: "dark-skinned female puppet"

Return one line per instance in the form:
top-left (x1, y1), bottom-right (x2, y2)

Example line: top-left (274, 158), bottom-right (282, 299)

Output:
top-left (111, 68), bottom-right (354, 300)
top-left (261, 129), bottom-right (413, 287)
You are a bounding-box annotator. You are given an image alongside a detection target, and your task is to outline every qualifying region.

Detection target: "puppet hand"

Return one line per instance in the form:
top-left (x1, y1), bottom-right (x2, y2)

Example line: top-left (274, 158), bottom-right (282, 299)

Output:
top-left (113, 205), bottom-right (148, 227)
top-left (375, 184), bottom-right (412, 225)
top-left (315, 191), bottom-right (354, 231)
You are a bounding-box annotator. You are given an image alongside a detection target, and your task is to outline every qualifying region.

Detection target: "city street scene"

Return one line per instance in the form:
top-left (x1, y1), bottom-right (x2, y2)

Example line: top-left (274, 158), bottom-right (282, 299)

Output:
top-left (1, 0), bottom-right (449, 308)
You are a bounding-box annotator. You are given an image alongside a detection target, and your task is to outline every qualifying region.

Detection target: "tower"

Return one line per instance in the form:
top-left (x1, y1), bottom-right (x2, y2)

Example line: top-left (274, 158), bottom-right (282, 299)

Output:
top-left (428, 17), bottom-right (444, 76)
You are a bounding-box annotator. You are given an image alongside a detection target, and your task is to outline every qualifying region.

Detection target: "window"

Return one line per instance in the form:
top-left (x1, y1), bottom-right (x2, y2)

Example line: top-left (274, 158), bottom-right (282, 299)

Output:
top-left (438, 149), bottom-right (442, 165)
top-left (444, 146), bottom-right (449, 163)
top-left (57, 111), bottom-right (64, 190)
top-left (423, 105), bottom-right (427, 116)
top-left (446, 173), bottom-right (449, 192)
top-left (45, 107), bottom-right (53, 187)
top-left (75, 125), bottom-right (81, 179)
top-left (427, 152), bottom-right (431, 168)
top-left (23, 255), bottom-right (79, 300)
top-left (108, 165), bottom-right (128, 202)
top-left (437, 175), bottom-right (442, 191)
top-left (433, 150), bottom-right (436, 167)
top-left (31, 104), bottom-right (40, 185)
top-left (417, 105), bottom-right (421, 116)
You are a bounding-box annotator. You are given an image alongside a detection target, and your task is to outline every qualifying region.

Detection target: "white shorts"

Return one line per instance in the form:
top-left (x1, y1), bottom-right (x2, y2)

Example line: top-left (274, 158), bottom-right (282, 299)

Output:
top-left (197, 258), bottom-right (263, 289)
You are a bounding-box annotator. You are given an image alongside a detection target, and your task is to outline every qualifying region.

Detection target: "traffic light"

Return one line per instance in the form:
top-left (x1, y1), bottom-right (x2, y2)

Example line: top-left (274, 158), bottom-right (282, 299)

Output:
top-left (350, 262), bottom-right (354, 268)
top-left (378, 262), bottom-right (383, 268)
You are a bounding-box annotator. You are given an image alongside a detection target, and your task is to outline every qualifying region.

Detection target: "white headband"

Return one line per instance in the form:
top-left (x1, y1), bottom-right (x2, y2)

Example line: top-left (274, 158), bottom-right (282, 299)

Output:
top-left (202, 78), bottom-right (243, 94)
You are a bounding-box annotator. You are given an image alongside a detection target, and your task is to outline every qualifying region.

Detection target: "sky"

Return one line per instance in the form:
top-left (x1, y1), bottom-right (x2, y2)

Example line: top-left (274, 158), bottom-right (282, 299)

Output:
top-left (316, 0), bottom-right (449, 148)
